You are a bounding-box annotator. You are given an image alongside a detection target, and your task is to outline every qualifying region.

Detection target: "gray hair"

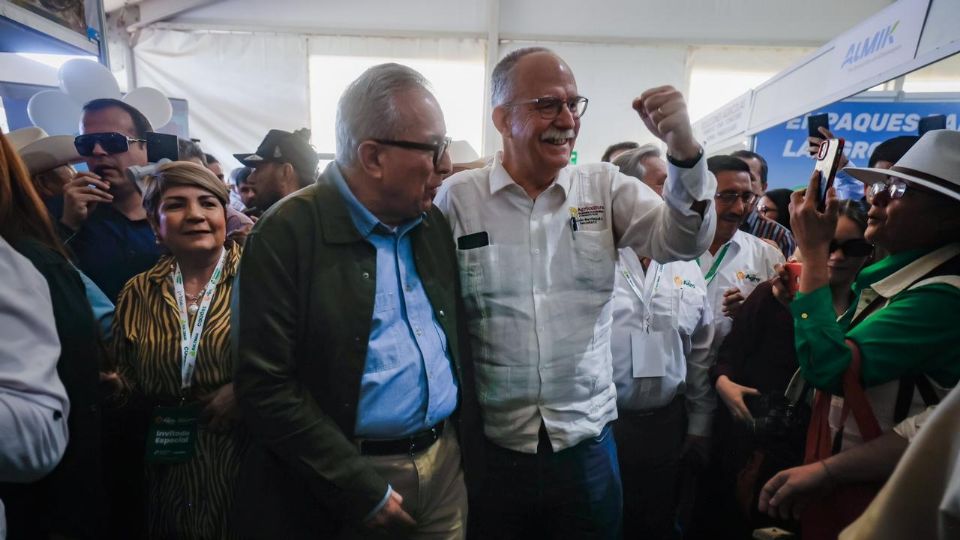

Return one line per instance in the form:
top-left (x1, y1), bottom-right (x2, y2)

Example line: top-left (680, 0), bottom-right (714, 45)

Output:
top-left (490, 47), bottom-right (552, 107)
top-left (335, 63), bottom-right (433, 165)
top-left (611, 144), bottom-right (661, 181)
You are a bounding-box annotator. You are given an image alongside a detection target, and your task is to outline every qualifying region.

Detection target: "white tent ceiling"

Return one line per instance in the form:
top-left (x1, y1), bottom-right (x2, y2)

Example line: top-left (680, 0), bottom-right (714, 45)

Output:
top-left (116, 0), bottom-right (895, 47)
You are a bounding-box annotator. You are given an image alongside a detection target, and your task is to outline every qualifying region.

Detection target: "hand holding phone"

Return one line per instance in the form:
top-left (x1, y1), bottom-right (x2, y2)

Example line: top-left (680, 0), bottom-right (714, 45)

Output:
top-left (812, 138), bottom-right (845, 211)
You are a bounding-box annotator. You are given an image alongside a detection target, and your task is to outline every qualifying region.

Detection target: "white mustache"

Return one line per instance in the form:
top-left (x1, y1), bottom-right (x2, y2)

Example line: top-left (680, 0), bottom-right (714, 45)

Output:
top-left (541, 128), bottom-right (576, 141)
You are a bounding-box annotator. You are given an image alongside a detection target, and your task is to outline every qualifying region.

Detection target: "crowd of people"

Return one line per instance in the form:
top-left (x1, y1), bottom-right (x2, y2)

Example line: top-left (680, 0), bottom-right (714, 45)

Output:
top-left (1, 46), bottom-right (958, 540)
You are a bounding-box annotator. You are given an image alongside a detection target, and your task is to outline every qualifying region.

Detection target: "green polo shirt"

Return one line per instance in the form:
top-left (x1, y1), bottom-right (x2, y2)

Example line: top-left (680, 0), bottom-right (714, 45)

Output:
top-left (791, 244), bottom-right (960, 395)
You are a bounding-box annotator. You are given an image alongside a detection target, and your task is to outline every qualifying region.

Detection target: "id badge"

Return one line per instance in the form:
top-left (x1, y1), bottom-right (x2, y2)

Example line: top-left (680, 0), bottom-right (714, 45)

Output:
top-left (145, 404), bottom-right (200, 464)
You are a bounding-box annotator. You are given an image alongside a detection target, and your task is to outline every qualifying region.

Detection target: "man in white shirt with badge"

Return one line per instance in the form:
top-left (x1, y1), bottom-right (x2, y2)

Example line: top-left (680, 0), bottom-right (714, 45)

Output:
top-left (609, 147), bottom-right (714, 540)
top-left (697, 156), bottom-right (784, 343)
top-left (434, 46), bottom-right (716, 539)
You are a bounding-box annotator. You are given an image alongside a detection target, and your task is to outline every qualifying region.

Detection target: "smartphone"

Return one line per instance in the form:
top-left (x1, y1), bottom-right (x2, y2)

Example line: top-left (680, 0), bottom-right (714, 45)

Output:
top-left (146, 132), bottom-right (180, 163)
top-left (813, 138), bottom-right (845, 210)
top-left (919, 114), bottom-right (947, 136)
top-left (807, 113), bottom-right (830, 138)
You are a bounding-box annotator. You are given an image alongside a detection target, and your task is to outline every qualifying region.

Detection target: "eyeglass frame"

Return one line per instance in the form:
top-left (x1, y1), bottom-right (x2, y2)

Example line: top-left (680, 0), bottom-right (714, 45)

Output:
top-left (370, 137), bottom-right (453, 168)
top-left (715, 190), bottom-right (757, 206)
top-left (865, 178), bottom-right (909, 204)
top-left (74, 132), bottom-right (146, 156)
top-left (502, 96), bottom-right (590, 120)
top-left (756, 203), bottom-right (776, 216)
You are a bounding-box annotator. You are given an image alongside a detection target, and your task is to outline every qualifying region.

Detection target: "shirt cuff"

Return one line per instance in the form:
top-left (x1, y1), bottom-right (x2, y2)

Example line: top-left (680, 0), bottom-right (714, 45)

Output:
top-left (363, 485), bottom-right (393, 522)
top-left (789, 286), bottom-right (835, 328)
top-left (663, 154), bottom-right (716, 217)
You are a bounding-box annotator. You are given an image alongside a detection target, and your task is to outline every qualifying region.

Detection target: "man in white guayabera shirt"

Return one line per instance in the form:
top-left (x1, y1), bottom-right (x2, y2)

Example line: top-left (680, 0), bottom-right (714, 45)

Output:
top-left (434, 47), bottom-right (717, 539)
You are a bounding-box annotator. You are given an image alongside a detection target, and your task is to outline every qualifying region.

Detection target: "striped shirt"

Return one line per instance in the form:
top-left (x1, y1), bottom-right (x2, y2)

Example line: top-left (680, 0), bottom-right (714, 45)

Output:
top-left (742, 211), bottom-right (795, 258)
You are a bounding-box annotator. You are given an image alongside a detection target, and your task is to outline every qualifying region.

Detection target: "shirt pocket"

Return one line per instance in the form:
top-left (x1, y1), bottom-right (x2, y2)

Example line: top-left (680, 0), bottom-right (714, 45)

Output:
top-left (571, 230), bottom-right (615, 288)
top-left (648, 286), bottom-right (680, 332)
top-left (456, 244), bottom-right (497, 317)
top-left (676, 284), bottom-right (707, 335)
top-left (365, 291), bottom-right (403, 372)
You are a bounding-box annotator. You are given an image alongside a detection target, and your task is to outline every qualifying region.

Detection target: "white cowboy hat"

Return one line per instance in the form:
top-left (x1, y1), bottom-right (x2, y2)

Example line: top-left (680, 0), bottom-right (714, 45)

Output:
top-left (843, 129), bottom-right (960, 203)
top-left (8, 126), bottom-right (82, 175)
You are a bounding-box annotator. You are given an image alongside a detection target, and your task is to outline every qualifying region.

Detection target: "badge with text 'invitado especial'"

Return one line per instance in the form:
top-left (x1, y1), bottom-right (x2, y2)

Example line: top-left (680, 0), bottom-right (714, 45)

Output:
top-left (145, 403), bottom-right (200, 464)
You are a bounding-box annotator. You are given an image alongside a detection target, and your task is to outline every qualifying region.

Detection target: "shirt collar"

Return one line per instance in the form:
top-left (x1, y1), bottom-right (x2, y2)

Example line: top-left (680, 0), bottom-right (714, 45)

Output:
top-left (329, 162), bottom-right (422, 238)
top-left (488, 151), bottom-right (572, 197)
top-left (868, 243), bottom-right (960, 298)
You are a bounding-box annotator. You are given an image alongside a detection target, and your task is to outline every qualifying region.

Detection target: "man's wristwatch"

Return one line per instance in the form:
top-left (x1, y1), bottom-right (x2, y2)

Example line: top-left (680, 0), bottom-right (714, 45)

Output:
top-left (667, 147), bottom-right (704, 168)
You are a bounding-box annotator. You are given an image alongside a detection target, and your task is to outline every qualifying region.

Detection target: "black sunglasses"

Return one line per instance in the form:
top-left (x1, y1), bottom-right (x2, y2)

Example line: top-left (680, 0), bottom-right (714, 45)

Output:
top-left (829, 238), bottom-right (873, 257)
top-left (372, 137), bottom-right (452, 168)
top-left (74, 132), bottom-right (146, 156)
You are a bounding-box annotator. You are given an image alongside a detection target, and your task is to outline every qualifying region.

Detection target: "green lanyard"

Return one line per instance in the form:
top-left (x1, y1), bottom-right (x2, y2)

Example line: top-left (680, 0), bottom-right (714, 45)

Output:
top-left (702, 243), bottom-right (731, 285)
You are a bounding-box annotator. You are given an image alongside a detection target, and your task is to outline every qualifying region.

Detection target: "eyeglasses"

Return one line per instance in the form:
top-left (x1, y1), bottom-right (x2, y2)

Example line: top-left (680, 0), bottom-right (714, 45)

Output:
top-left (505, 96), bottom-right (589, 120)
top-left (757, 204), bottom-right (775, 216)
top-left (371, 137), bottom-right (452, 168)
top-left (829, 238), bottom-right (874, 257)
top-left (866, 178), bottom-right (908, 204)
top-left (74, 132), bottom-right (146, 156)
top-left (715, 191), bottom-right (757, 205)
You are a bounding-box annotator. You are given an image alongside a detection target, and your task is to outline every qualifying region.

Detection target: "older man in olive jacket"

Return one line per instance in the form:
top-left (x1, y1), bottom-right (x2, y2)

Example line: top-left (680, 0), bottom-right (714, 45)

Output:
top-left (232, 64), bottom-right (481, 539)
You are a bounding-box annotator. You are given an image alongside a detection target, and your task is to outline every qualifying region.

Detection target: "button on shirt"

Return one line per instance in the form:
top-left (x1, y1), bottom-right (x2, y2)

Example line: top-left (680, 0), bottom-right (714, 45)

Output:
top-left (611, 249), bottom-right (715, 436)
top-left (331, 165), bottom-right (458, 439)
top-left (435, 152), bottom-right (716, 453)
top-left (698, 230), bottom-right (784, 358)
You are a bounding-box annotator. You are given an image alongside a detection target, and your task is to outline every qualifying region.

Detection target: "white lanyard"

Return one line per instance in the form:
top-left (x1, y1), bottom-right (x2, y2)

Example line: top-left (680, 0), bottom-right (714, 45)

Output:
top-left (620, 259), bottom-right (664, 332)
top-left (173, 248), bottom-right (226, 391)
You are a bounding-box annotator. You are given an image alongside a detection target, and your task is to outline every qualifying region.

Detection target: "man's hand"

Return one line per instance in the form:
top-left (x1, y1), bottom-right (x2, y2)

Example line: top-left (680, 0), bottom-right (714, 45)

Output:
top-left (769, 264), bottom-right (796, 307)
top-left (715, 375), bottom-right (760, 424)
top-left (633, 86), bottom-right (701, 161)
top-left (365, 490), bottom-right (417, 533)
top-left (61, 173), bottom-right (113, 231)
top-left (200, 383), bottom-right (239, 433)
top-left (721, 287), bottom-right (746, 318)
top-left (759, 461), bottom-right (834, 520)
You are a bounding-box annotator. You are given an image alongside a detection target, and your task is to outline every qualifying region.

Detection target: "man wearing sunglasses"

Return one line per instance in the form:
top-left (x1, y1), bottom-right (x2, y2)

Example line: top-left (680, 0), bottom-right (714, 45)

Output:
top-left (435, 47), bottom-right (716, 539)
top-left (233, 64), bottom-right (479, 540)
top-left (48, 98), bottom-right (163, 302)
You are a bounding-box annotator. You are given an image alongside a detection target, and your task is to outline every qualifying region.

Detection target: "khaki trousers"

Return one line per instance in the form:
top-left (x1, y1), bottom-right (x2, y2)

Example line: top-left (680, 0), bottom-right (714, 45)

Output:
top-left (339, 423), bottom-right (467, 540)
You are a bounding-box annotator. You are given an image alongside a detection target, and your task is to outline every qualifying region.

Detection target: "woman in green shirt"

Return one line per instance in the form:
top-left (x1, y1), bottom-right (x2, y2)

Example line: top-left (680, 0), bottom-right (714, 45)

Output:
top-left (787, 131), bottom-right (960, 422)
top-left (758, 129), bottom-right (960, 537)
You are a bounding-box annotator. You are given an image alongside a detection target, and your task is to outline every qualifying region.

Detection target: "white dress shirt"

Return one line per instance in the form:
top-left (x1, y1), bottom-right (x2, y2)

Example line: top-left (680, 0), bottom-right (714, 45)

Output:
top-left (697, 230), bottom-right (784, 348)
top-left (0, 236), bottom-right (69, 538)
top-left (611, 249), bottom-right (715, 436)
top-left (435, 152), bottom-right (716, 453)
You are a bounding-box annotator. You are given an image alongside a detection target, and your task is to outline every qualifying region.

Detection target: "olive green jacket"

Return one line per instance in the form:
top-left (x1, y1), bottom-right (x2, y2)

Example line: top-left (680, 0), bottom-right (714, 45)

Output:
top-left (232, 164), bottom-right (479, 538)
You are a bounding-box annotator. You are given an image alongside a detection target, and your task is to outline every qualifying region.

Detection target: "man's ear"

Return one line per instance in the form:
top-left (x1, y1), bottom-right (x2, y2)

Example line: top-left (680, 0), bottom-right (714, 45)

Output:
top-left (492, 105), bottom-right (511, 139)
top-left (356, 141), bottom-right (384, 180)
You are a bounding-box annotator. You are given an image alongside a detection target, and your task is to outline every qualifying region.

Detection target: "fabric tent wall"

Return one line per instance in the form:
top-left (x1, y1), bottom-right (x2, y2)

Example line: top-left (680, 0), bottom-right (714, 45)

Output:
top-left (132, 28), bottom-right (309, 171)
top-left (491, 42), bottom-right (688, 163)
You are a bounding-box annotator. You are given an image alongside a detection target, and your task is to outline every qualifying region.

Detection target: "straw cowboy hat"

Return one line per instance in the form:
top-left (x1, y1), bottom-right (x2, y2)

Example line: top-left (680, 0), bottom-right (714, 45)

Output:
top-left (8, 126), bottom-right (82, 175)
top-left (844, 129), bottom-right (960, 203)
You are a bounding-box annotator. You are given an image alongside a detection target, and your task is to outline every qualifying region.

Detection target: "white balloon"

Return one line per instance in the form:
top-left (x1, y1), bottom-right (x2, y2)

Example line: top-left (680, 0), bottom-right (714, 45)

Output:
top-left (122, 87), bottom-right (173, 129)
top-left (27, 90), bottom-right (83, 136)
top-left (58, 59), bottom-right (121, 106)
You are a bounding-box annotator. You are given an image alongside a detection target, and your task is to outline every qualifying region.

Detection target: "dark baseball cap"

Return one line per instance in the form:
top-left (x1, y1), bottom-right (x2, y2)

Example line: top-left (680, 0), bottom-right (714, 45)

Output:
top-left (234, 129), bottom-right (319, 180)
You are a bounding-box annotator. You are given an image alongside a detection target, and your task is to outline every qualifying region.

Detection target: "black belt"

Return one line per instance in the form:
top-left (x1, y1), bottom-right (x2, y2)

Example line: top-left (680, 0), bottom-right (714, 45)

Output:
top-left (357, 421), bottom-right (444, 456)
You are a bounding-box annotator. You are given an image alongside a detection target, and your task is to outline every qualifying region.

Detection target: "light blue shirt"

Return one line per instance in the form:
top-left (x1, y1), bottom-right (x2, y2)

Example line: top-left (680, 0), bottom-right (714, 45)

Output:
top-left (834, 169), bottom-right (865, 201)
top-left (331, 164), bottom-right (458, 438)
